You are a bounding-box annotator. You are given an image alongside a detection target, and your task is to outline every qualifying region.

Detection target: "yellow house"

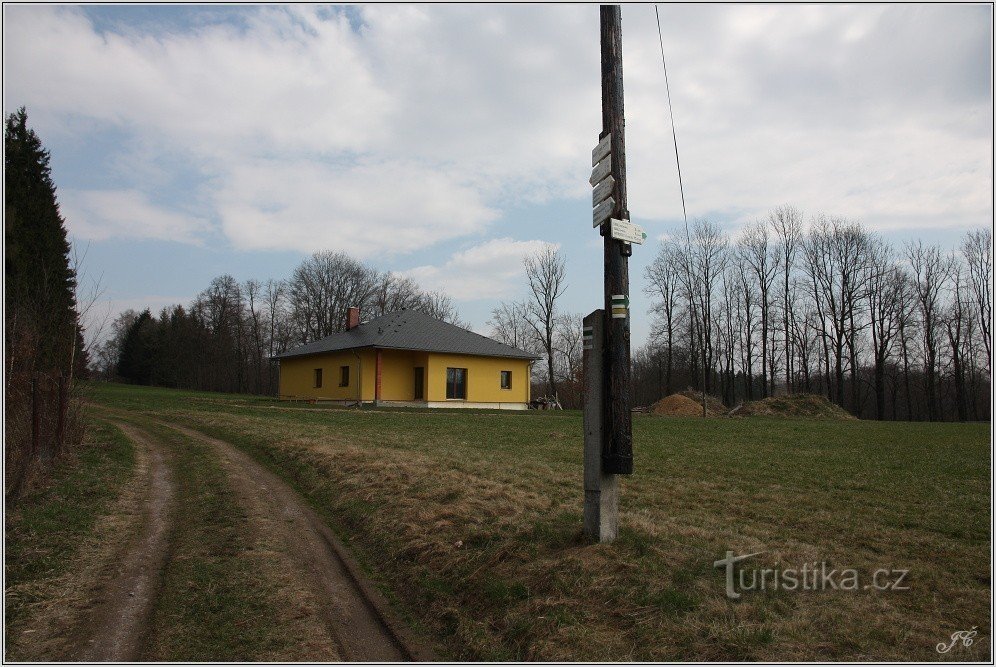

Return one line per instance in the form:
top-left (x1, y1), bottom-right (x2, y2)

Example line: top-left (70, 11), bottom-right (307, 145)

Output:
top-left (275, 309), bottom-right (538, 409)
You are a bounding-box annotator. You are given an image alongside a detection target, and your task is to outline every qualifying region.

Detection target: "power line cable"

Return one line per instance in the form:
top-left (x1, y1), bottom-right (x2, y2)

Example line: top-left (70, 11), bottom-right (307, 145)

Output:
top-left (655, 4), bottom-right (689, 233)
top-left (655, 4), bottom-right (706, 416)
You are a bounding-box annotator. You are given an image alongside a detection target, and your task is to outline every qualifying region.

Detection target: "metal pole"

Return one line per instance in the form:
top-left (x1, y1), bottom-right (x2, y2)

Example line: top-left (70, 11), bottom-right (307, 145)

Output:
top-left (600, 5), bottom-right (633, 474)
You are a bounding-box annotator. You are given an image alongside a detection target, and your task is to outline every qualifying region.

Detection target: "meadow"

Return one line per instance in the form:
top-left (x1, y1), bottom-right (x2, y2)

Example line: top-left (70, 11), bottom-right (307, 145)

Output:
top-left (53, 384), bottom-right (995, 659)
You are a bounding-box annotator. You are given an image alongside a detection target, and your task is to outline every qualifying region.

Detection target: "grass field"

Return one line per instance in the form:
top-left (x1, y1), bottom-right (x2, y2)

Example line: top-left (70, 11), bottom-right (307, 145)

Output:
top-left (84, 383), bottom-right (990, 660)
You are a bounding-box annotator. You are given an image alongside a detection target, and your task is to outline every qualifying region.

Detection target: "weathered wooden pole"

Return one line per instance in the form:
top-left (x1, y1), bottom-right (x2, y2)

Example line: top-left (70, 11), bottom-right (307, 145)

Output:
top-left (600, 5), bottom-right (633, 475)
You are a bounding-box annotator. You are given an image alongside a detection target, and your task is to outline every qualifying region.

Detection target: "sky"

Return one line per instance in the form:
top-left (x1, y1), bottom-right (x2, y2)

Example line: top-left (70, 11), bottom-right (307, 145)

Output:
top-left (3, 3), bottom-right (992, 348)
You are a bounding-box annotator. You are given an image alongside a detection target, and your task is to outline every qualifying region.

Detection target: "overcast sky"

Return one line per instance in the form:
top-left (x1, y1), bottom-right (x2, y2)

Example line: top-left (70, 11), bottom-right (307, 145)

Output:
top-left (3, 4), bottom-right (992, 347)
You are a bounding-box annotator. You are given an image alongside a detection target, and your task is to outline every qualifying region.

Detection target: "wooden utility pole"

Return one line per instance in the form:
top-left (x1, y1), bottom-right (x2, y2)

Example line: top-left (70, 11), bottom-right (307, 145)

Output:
top-left (599, 5), bottom-right (633, 475)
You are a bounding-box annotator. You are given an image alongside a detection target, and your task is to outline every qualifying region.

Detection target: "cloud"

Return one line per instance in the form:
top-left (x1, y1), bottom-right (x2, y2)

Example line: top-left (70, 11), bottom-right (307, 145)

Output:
top-left (60, 189), bottom-right (211, 244)
top-left (214, 159), bottom-right (498, 256)
top-left (3, 3), bottom-right (991, 260)
top-left (407, 238), bottom-right (554, 301)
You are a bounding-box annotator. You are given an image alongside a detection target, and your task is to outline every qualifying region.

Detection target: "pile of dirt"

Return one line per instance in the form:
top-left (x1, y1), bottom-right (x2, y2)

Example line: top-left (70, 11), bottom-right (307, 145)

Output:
top-left (650, 393), bottom-right (713, 417)
top-left (732, 393), bottom-right (856, 420)
top-left (677, 389), bottom-right (727, 416)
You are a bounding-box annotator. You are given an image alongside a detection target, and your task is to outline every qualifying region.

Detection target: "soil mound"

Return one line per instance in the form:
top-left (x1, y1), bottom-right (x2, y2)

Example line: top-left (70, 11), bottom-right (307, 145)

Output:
top-left (677, 389), bottom-right (727, 416)
top-left (733, 393), bottom-right (855, 420)
top-left (650, 393), bottom-right (711, 417)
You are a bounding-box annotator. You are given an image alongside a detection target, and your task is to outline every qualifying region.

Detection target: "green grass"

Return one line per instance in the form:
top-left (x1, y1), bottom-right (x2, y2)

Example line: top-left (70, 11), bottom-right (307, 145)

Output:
top-left (4, 419), bottom-right (136, 640)
top-left (88, 382), bottom-right (992, 661)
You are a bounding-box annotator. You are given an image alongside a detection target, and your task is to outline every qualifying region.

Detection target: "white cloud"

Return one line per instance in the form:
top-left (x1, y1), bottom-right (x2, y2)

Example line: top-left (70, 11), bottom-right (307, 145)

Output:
top-left (214, 159), bottom-right (498, 256)
top-left (60, 189), bottom-right (210, 244)
top-left (3, 3), bottom-right (991, 258)
top-left (407, 238), bottom-right (554, 301)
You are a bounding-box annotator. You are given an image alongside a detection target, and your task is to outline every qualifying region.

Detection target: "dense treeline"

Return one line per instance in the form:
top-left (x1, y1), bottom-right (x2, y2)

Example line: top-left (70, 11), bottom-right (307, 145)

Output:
top-left (636, 208), bottom-right (991, 421)
top-left (95, 252), bottom-right (466, 394)
top-left (5, 108), bottom-right (87, 499)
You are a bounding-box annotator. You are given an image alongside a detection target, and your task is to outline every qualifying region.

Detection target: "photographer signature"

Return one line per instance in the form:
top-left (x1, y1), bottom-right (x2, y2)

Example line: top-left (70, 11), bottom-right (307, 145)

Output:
top-left (936, 627), bottom-right (978, 654)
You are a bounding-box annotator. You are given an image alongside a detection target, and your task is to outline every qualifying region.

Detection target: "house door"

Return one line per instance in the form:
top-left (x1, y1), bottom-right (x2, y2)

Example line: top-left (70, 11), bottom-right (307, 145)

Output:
top-left (413, 367), bottom-right (425, 400)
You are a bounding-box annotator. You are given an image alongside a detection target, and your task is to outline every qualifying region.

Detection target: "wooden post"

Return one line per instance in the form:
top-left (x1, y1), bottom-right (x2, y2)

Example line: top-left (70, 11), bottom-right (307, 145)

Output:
top-left (584, 310), bottom-right (618, 542)
top-left (31, 374), bottom-right (40, 460)
top-left (600, 5), bottom-right (633, 474)
top-left (55, 374), bottom-right (67, 457)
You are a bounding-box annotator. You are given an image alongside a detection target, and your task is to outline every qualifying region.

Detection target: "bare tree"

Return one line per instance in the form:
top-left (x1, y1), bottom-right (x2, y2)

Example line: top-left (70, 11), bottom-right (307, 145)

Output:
top-left (942, 260), bottom-right (970, 421)
top-left (738, 221), bottom-right (776, 396)
top-left (523, 245), bottom-right (567, 399)
top-left (488, 301), bottom-right (534, 352)
top-left (907, 240), bottom-right (952, 421)
top-left (770, 205), bottom-right (803, 392)
top-left (960, 229), bottom-right (992, 376)
top-left (643, 238), bottom-right (684, 396)
top-left (865, 240), bottom-right (904, 419)
top-left (288, 251), bottom-right (378, 342)
top-left (684, 219), bottom-right (728, 397)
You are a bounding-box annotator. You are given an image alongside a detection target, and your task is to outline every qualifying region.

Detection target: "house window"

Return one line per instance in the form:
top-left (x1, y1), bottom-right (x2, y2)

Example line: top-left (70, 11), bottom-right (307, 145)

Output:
top-left (500, 370), bottom-right (512, 390)
top-left (446, 367), bottom-right (467, 400)
top-left (339, 365), bottom-right (350, 387)
top-left (314, 368), bottom-right (323, 388)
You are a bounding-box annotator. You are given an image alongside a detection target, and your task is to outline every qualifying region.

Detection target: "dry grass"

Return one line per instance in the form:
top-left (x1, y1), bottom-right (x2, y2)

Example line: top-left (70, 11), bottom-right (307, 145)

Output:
top-left (89, 383), bottom-right (991, 661)
top-left (4, 420), bottom-right (140, 660)
top-left (734, 393), bottom-right (856, 420)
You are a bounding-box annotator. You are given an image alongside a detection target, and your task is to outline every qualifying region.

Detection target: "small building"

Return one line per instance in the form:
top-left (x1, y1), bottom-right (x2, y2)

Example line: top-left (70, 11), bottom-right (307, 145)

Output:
top-left (274, 308), bottom-right (539, 409)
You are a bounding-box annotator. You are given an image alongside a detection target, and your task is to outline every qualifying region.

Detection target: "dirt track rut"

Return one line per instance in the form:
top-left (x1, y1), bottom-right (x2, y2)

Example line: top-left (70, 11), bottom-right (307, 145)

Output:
top-left (77, 421), bottom-right (175, 661)
top-left (168, 424), bottom-right (422, 662)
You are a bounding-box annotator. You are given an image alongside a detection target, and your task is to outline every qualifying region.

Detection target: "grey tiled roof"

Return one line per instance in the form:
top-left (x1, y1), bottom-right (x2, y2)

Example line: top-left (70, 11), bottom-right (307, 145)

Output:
top-left (275, 310), bottom-right (540, 361)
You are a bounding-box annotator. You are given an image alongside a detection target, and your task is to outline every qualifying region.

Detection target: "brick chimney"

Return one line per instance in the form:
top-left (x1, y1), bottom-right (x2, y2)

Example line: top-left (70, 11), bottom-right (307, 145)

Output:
top-left (346, 306), bottom-right (361, 330)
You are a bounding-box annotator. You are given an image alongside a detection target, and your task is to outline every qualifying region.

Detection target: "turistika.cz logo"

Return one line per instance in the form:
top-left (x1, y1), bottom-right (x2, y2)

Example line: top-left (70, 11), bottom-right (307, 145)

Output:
top-left (713, 551), bottom-right (910, 600)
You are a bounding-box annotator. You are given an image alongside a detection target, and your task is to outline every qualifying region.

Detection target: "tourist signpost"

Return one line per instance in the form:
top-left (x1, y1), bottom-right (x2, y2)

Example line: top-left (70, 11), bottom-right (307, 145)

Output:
top-left (583, 4), bottom-right (636, 543)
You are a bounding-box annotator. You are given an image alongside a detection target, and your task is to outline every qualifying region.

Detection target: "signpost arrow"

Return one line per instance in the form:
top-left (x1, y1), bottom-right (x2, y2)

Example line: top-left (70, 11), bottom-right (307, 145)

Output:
top-left (592, 133), bottom-right (612, 166)
top-left (593, 197), bottom-right (615, 227)
top-left (589, 156), bottom-right (611, 187)
top-left (609, 218), bottom-right (647, 245)
top-left (592, 175), bottom-right (615, 207)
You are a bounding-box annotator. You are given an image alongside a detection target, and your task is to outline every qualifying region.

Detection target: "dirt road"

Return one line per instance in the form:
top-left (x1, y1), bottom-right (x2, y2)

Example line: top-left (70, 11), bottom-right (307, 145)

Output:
top-left (77, 422), bottom-right (176, 661)
top-left (168, 424), bottom-right (424, 661)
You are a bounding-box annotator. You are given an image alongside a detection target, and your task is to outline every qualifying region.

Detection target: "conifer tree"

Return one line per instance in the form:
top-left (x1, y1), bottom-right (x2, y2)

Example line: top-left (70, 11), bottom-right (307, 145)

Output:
top-left (4, 107), bottom-right (81, 374)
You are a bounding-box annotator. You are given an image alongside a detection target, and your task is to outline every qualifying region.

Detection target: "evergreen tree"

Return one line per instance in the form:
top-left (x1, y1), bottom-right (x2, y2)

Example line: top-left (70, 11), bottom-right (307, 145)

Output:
top-left (4, 107), bottom-right (81, 373)
top-left (117, 310), bottom-right (157, 385)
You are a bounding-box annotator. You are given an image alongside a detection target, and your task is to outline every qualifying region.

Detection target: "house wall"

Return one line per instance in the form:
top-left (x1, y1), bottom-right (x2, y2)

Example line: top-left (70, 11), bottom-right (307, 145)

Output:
top-left (279, 349), bottom-right (532, 407)
top-left (426, 353), bottom-right (531, 406)
top-left (376, 349), bottom-right (429, 401)
top-left (278, 349), bottom-right (376, 401)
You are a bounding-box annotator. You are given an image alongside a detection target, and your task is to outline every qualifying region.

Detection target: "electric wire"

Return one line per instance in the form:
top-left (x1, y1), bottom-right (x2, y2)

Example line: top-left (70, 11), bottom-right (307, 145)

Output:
top-left (655, 4), bottom-right (706, 416)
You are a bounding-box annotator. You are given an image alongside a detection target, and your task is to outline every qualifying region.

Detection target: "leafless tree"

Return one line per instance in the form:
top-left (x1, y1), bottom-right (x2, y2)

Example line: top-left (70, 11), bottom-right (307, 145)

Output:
top-left (643, 238), bottom-right (684, 396)
top-left (804, 216), bottom-right (871, 409)
top-left (942, 260), bottom-right (970, 421)
top-left (961, 229), bottom-right (992, 376)
top-left (288, 251), bottom-right (378, 342)
top-left (865, 240), bottom-right (905, 419)
top-left (523, 244), bottom-right (567, 399)
top-left (738, 220), bottom-right (776, 396)
top-left (907, 240), bottom-right (952, 421)
top-left (770, 205), bottom-right (803, 393)
top-left (488, 301), bottom-right (534, 352)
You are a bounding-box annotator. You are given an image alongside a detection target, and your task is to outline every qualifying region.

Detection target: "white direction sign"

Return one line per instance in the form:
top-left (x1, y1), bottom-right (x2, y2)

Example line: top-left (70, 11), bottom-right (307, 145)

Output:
top-left (593, 197), bottom-right (615, 227)
top-left (589, 156), bottom-right (611, 187)
top-left (592, 133), bottom-right (612, 166)
top-left (592, 175), bottom-right (615, 207)
top-left (609, 218), bottom-right (647, 245)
